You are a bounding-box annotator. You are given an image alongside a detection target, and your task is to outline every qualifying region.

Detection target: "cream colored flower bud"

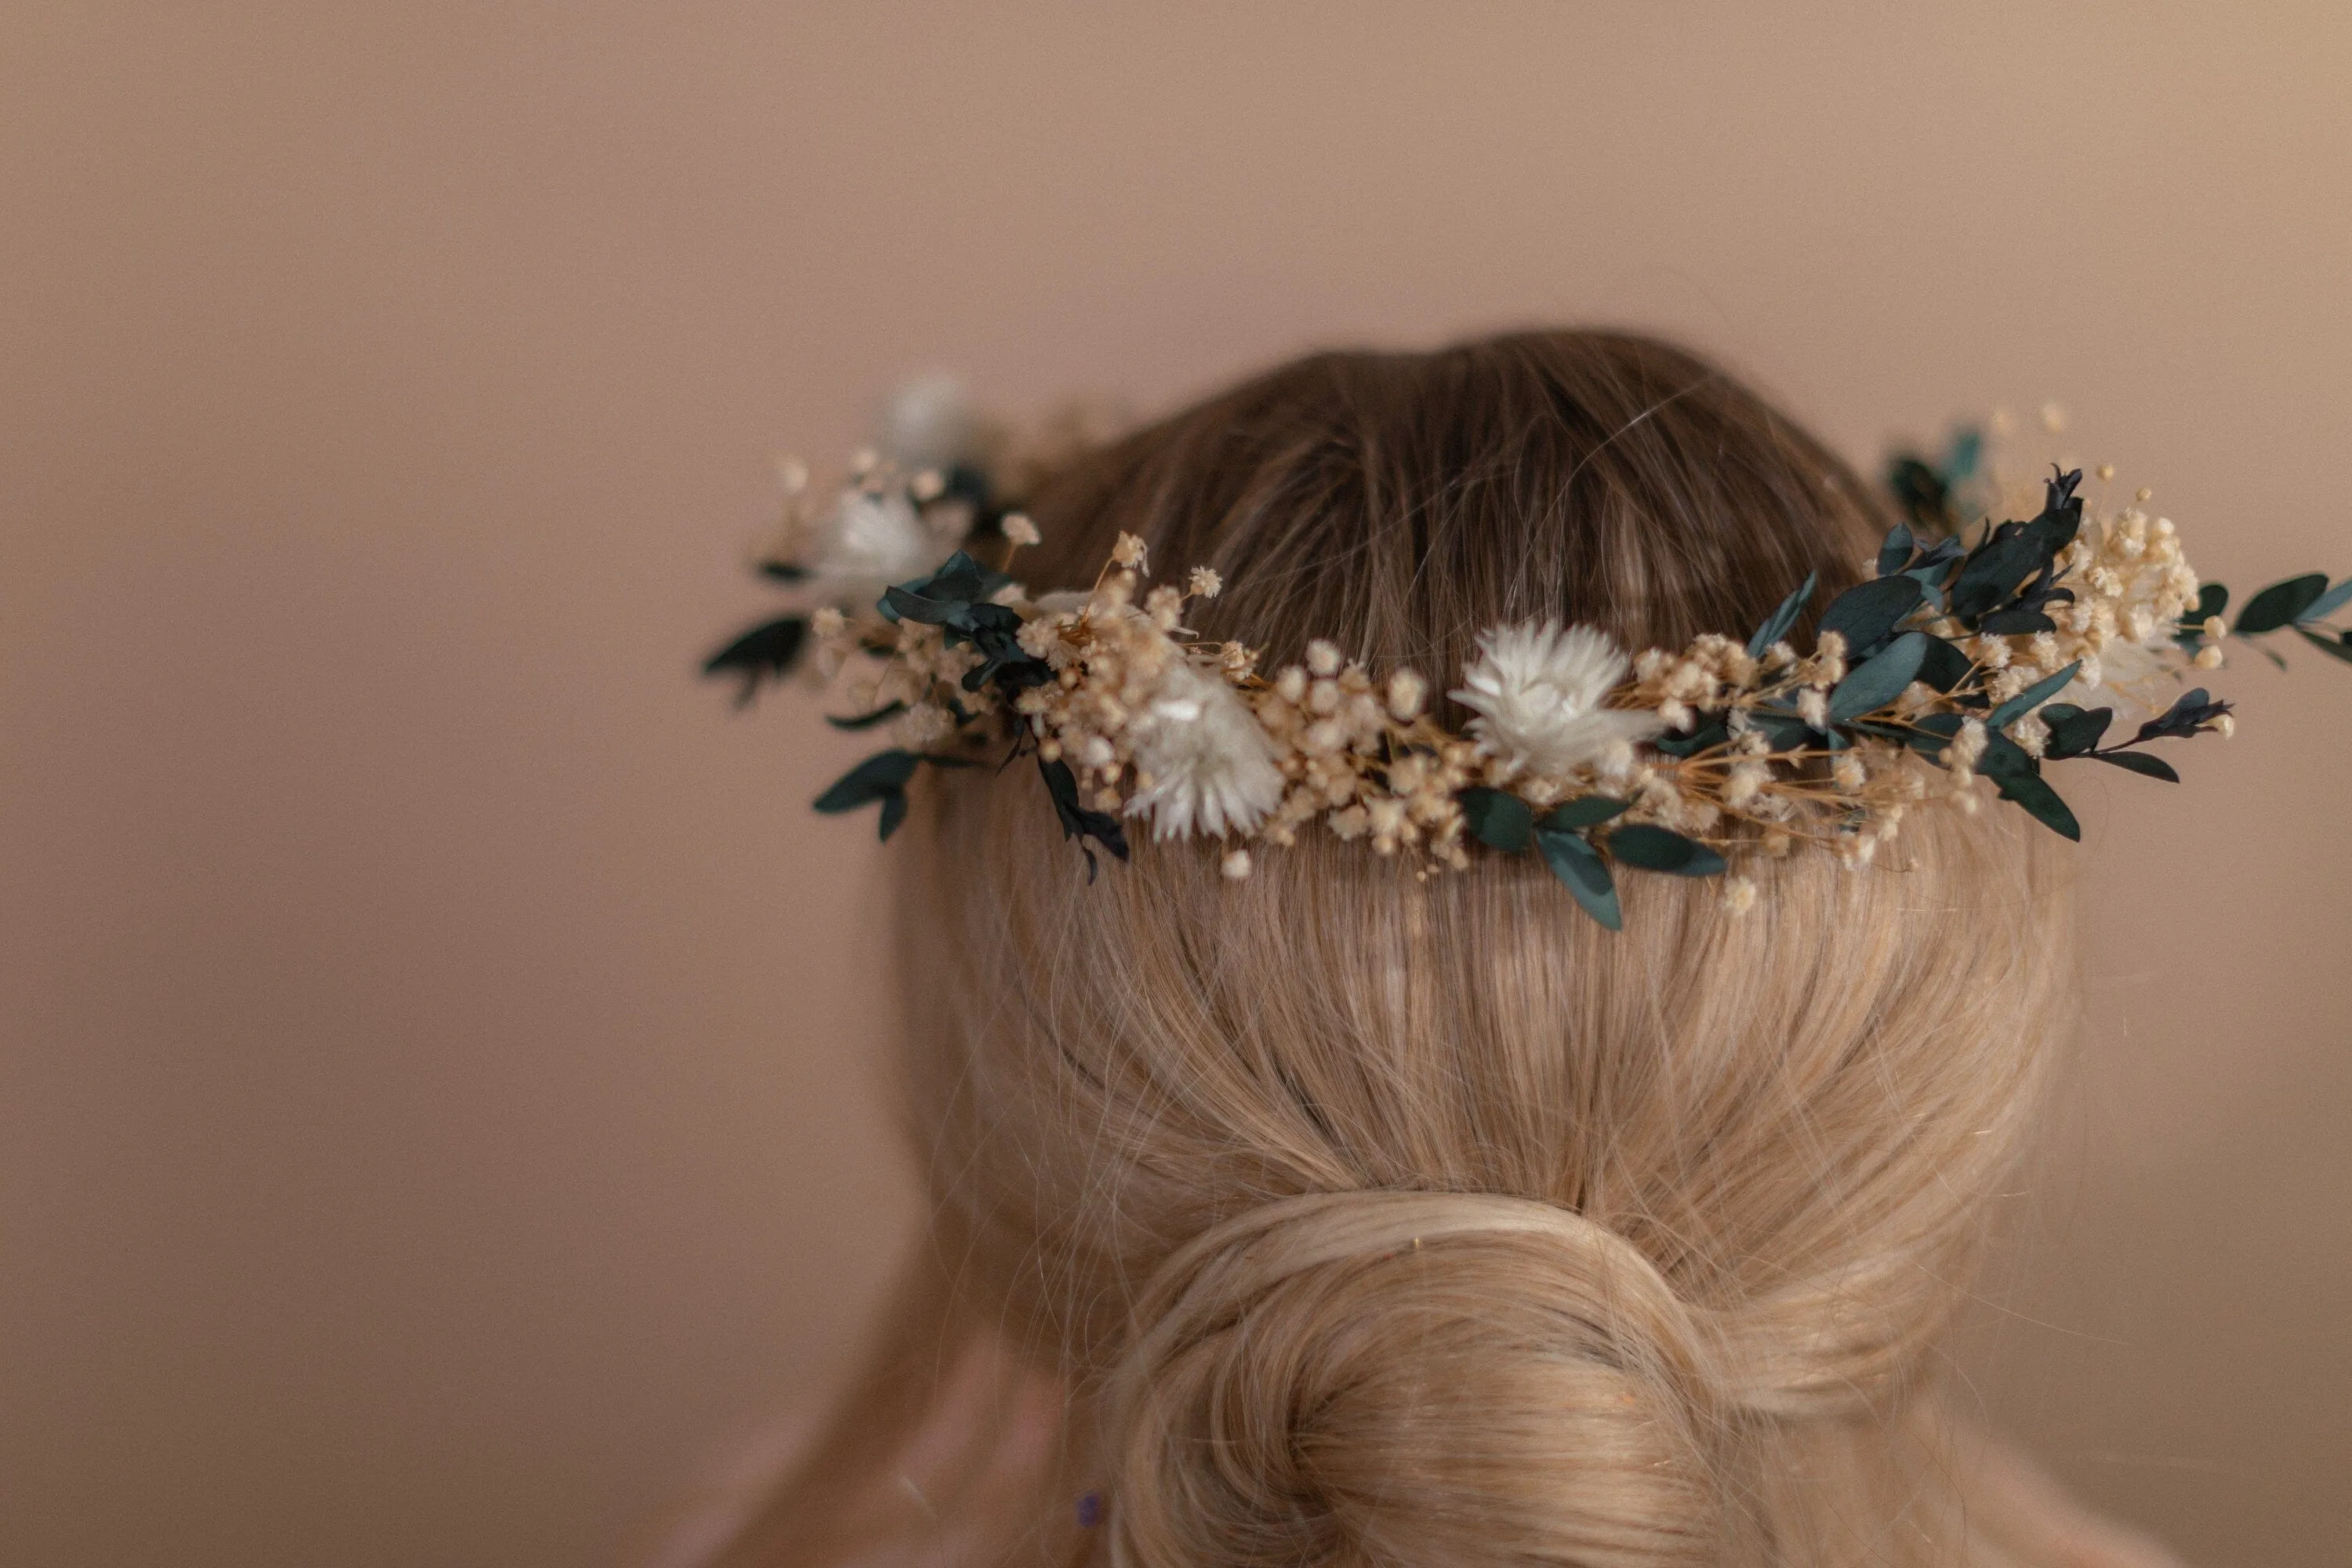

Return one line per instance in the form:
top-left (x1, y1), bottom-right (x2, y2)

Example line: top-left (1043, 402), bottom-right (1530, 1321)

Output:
top-left (2216, 713), bottom-right (2236, 738)
top-left (1386, 669), bottom-right (1427, 722)
top-left (2194, 644), bottom-right (2224, 670)
top-left (1951, 717), bottom-right (1987, 769)
top-left (1274, 666), bottom-right (1308, 703)
top-left (1000, 512), bottom-right (1040, 547)
top-left (1305, 640), bottom-right (1343, 677)
top-left (1186, 566), bottom-right (1221, 599)
top-left (1722, 877), bottom-right (1758, 915)
top-left (1797, 688), bottom-right (1830, 729)
top-left (811, 606), bottom-right (846, 637)
top-left (1220, 848), bottom-right (1253, 880)
top-left (1110, 532), bottom-right (1149, 569)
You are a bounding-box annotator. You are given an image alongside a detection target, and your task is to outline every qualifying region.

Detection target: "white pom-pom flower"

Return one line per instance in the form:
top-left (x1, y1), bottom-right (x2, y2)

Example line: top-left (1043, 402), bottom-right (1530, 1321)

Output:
top-left (1450, 620), bottom-right (1661, 780)
top-left (806, 486), bottom-right (955, 591)
top-left (1124, 659), bottom-right (1285, 840)
top-left (879, 372), bottom-right (982, 474)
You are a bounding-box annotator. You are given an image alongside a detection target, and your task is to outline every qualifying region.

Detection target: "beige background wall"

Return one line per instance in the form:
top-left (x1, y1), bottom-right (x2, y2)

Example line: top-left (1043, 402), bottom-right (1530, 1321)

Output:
top-left (4, 5), bottom-right (2348, 1565)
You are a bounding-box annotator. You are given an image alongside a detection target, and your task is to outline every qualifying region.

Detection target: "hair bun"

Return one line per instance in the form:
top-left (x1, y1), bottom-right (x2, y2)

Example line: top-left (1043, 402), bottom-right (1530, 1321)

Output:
top-left (1105, 1191), bottom-right (1729, 1568)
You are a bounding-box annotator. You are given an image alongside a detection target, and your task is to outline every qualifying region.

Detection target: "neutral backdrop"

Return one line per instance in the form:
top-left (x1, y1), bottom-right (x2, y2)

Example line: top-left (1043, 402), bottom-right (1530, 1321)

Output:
top-left (5, 5), bottom-right (2348, 1566)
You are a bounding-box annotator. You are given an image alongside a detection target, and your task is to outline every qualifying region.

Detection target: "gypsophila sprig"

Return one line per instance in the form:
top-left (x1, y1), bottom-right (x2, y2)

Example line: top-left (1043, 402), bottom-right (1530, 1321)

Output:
top-left (703, 389), bottom-right (2347, 928)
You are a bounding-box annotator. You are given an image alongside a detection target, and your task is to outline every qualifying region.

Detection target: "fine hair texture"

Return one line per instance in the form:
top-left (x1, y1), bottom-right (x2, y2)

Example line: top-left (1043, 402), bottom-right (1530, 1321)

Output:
top-left (722, 332), bottom-right (2082, 1568)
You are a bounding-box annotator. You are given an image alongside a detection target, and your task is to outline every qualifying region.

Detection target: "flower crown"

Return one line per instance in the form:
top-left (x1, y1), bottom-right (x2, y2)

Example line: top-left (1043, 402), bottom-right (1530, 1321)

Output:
top-left (706, 395), bottom-right (2350, 927)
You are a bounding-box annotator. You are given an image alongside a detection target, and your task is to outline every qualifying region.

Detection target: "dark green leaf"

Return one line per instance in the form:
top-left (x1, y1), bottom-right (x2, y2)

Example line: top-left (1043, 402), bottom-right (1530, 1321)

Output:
top-left (1893, 710), bottom-right (1966, 758)
top-left (1943, 426), bottom-right (1982, 484)
top-left (2292, 624), bottom-right (2352, 666)
top-left (1987, 661), bottom-right (2082, 731)
top-left (2298, 576), bottom-right (2352, 624)
top-left (1038, 757), bottom-right (1129, 877)
top-left (1990, 767), bottom-right (2081, 841)
top-left (1458, 787), bottom-right (1533, 852)
top-left (1818, 575), bottom-right (1925, 652)
top-left (1916, 634), bottom-right (1973, 692)
top-left (1828, 631), bottom-right (1929, 720)
top-left (1535, 829), bottom-right (1621, 930)
top-left (2086, 750), bottom-right (2180, 783)
top-left (702, 616), bottom-right (809, 707)
top-left (1749, 711), bottom-right (1818, 751)
top-left (1606, 823), bottom-right (1727, 877)
top-left (2235, 572), bottom-right (2329, 634)
top-left (2130, 688), bottom-right (2230, 744)
top-left (1540, 795), bottom-right (1632, 830)
top-left (1651, 720), bottom-right (1728, 759)
top-left (2020, 468), bottom-right (2085, 555)
top-left (1975, 608), bottom-right (2057, 636)
top-left (2038, 703), bottom-right (2113, 759)
top-left (1950, 532), bottom-right (2045, 622)
top-left (1745, 571), bottom-right (1818, 661)
top-left (814, 750), bottom-right (922, 837)
top-left (1877, 523), bottom-right (1915, 578)
top-left (877, 550), bottom-right (1013, 626)
top-left (881, 583), bottom-right (967, 627)
top-left (1886, 455), bottom-right (1950, 531)
top-left (1976, 731), bottom-right (2037, 781)
top-left (825, 702), bottom-right (908, 731)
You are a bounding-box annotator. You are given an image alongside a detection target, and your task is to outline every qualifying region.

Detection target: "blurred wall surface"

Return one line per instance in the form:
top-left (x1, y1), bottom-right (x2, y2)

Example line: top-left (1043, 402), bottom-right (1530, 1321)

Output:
top-left (5, 5), bottom-right (2348, 1566)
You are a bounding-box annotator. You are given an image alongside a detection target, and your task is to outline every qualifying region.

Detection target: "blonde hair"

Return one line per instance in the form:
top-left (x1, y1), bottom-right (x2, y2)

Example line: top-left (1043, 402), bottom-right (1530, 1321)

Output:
top-left (719, 332), bottom-right (2085, 1567)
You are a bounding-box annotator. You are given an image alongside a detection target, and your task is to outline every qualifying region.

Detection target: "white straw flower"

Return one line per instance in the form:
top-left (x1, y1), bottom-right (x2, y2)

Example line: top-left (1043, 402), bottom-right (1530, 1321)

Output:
top-left (879, 372), bottom-right (982, 474)
top-left (1124, 659), bottom-right (1285, 839)
top-left (806, 485), bottom-right (954, 591)
top-left (1450, 620), bottom-right (1661, 781)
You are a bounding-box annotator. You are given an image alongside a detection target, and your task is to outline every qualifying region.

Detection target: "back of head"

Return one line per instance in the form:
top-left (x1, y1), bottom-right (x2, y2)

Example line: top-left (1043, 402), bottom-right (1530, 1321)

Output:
top-left (775, 332), bottom-right (2078, 1567)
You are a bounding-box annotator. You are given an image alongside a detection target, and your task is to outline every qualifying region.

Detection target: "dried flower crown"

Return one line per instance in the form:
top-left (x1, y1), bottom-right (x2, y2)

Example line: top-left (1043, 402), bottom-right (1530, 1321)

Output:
top-left (707, 393), bottom-right (2350, 928)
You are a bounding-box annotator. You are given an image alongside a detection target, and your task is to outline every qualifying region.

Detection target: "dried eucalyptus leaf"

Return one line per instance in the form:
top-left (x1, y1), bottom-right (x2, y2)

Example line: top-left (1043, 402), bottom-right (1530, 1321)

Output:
top-left (1458, 787), bottom-right (1533, 852)
top-left (1536, 829), bottom-right (1622, 931)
